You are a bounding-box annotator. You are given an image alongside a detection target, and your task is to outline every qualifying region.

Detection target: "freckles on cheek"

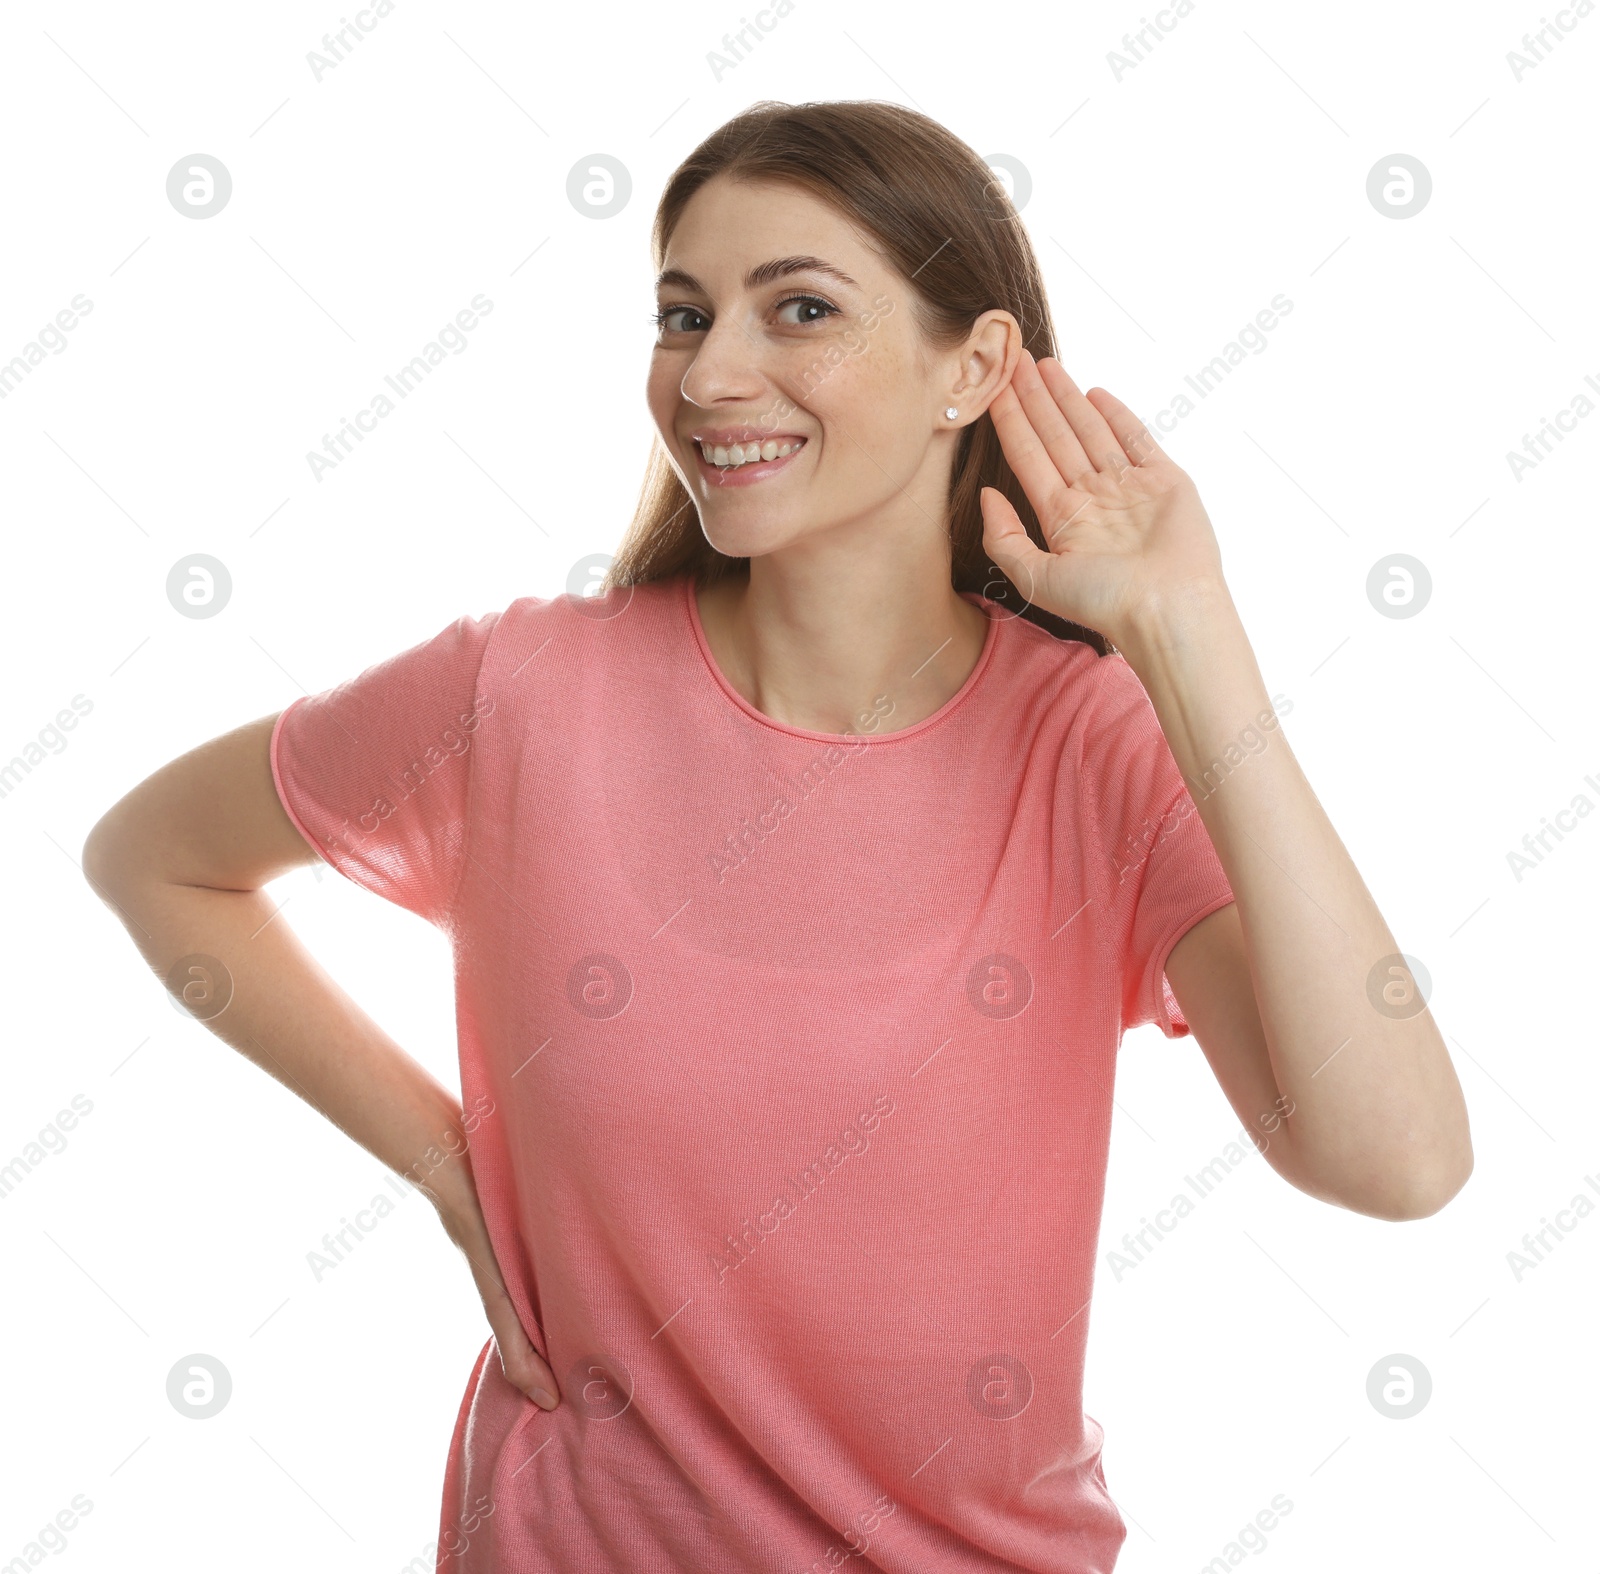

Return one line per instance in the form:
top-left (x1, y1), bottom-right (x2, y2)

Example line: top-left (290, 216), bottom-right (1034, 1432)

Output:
top-left (815, 344), bottom-right (910, 442)
top-left (856, 325), bottom-right (916, 388)
top-left (856, 348), bottom-right (907, 398)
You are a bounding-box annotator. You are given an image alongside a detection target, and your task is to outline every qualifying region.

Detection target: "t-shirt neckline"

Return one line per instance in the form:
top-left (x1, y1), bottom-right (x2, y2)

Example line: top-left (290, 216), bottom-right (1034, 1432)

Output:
top-left (681, 572), bottom-right (1003, 745)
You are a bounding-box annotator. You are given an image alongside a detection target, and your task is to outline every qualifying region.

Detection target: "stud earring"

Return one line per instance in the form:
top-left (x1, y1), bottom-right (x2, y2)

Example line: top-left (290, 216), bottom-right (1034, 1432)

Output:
top-left (945, 406), bottom-right (959, 420)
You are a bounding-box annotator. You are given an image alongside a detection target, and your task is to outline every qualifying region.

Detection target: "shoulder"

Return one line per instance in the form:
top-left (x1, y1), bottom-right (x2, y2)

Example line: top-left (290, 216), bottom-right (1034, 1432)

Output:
top-left (490, 576), bottom-right (683, 641)
top-left (478, 576), bottom-right (685, 682)
top-left (995, 611), bottom-right (1150, 738)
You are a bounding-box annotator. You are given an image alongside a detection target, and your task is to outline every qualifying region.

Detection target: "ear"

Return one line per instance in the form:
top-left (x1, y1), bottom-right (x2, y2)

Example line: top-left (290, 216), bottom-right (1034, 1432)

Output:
top-left (950, 310), bottom-right (1023, 413)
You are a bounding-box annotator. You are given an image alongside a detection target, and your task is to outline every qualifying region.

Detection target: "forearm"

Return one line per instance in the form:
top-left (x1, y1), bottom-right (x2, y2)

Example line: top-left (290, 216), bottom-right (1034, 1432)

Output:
top-left (87, 864), bottom-right (483, 1222)
top-left (1118, 582), bottom-right (1472, 1215)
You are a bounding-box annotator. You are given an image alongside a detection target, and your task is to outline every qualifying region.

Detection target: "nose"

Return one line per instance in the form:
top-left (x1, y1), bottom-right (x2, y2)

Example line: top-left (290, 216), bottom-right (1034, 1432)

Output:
top-left (678, 315), bottom-right (770, 410)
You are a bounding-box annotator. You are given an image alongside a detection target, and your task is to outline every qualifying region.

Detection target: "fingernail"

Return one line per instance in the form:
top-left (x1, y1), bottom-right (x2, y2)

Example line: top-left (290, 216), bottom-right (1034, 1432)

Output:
top-left (530, 1387), bottom-right (557, 1409)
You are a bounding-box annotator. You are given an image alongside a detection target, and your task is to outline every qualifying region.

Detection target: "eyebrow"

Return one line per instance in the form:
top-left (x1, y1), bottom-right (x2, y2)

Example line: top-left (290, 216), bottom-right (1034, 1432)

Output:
top-left (654, 255), bottom-right (861, 295)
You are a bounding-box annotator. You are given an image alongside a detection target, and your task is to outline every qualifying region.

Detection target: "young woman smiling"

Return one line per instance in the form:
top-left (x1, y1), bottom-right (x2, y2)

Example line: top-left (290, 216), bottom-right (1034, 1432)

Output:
top-left (84, 99), bottom-right (1472, 1572)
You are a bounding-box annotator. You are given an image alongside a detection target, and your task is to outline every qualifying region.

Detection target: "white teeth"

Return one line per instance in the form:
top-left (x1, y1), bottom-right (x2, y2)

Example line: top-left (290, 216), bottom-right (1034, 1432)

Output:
top-left (702, 438), bottom-right (802, 468)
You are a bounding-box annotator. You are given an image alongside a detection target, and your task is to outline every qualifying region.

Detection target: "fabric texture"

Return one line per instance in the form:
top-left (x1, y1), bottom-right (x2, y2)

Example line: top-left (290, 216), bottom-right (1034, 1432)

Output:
top-left (269, 573), bottom-right (1236, 1572)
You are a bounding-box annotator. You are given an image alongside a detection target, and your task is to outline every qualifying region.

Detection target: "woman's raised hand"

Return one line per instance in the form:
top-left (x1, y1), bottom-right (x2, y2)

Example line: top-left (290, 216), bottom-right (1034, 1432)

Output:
top-left (979, 350), bottom-right (1229, 649)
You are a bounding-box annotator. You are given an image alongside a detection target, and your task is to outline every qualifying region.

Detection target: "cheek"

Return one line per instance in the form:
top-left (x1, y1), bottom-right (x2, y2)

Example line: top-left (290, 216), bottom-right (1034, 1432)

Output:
top-left (646, 355), bottom-right (681, 420)
top-left (803, 339), bottom-right (916, 444)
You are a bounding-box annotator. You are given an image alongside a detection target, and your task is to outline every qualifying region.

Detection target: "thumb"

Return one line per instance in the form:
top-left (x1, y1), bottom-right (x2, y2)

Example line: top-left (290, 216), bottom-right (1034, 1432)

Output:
top-left (979, 486), bottom-right (1051, 608)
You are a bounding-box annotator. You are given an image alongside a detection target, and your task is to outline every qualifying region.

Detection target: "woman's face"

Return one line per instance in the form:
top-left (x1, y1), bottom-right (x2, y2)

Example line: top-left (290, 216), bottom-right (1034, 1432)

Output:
top-left (646, 173), bottom-right (1006, 563)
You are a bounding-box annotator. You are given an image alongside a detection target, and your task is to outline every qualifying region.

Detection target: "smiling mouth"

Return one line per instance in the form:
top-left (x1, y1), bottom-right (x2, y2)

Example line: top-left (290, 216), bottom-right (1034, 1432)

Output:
top-left (695, 436), bottom-right (806, 468)
top-left (692, 435), bottom-right (808, 485)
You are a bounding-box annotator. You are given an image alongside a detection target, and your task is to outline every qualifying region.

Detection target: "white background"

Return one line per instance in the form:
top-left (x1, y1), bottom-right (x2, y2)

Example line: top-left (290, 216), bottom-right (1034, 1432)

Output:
top-left (2, 0), bottom-right (1596, 1568)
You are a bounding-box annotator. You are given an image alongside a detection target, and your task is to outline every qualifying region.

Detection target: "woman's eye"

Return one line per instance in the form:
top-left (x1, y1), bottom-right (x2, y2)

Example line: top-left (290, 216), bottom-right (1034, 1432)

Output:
top-left (654, 306), bottom-right (708, 334)
top-left (775, 294), bottom-right (837, 326)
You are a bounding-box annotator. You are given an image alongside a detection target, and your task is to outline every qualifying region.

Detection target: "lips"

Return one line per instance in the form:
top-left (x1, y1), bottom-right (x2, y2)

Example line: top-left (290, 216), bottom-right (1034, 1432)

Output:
top-left (691, 434), bottom-right (808, 486)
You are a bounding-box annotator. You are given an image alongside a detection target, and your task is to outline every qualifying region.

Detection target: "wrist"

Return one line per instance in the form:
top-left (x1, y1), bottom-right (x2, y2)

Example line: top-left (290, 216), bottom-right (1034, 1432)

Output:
top-left (411, 1148), bottom-right (483, 1232)
top-left (432, 1185), bottom-right (490, 1254)
top-left (1115, 576), bottom-right (1240, 670)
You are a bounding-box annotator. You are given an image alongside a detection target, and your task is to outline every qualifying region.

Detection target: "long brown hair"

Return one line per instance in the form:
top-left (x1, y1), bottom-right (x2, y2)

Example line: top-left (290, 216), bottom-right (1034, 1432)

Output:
top-left (603, 98), bottom-right (1110, 656)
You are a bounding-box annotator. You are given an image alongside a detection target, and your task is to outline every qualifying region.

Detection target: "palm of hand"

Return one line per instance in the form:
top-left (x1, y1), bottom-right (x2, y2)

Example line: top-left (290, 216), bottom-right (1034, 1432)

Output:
top-left (978, 351), bottom-right (1226, 647)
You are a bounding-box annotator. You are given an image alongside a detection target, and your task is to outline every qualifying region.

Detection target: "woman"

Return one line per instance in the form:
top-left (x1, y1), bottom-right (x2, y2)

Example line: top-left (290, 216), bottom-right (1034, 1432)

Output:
top-left (84, 100), bottom-right (1472, 1572)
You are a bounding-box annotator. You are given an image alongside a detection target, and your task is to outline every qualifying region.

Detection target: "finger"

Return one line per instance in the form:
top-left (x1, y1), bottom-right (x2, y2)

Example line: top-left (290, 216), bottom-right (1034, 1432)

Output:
top-left (1085, 386), bottom-right (1169, 468)
top-left (457, 1235), bottom-right (561, 1407)
top-left (979, 485), bottom-right (1053, 607)
top-left (490, 1296), bottom-right (559, 1408)
top-left (986, 382), bottom-right (1072, 527)
top-left (1009, 351), bottom-right (1094, 484)
top-left (1035, 358), bottom-right (1128, 472)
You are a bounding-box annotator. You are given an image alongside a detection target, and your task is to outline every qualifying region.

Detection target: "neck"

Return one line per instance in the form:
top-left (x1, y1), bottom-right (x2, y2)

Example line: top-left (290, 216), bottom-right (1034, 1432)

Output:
top-left (695, 554), bottom-right (991, 737)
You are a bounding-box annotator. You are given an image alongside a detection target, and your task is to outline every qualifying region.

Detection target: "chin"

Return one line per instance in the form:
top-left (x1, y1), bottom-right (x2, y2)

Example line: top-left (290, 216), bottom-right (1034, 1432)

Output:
top-left (697, 519), bottom-right (798, 560)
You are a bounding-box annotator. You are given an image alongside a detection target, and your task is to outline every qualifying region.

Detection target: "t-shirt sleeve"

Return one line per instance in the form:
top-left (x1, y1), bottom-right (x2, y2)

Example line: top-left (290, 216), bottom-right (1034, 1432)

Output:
top-left (1087, 655), bottom-right (1236, 1039)
top-left (269, 610), bottom-right (502, 928)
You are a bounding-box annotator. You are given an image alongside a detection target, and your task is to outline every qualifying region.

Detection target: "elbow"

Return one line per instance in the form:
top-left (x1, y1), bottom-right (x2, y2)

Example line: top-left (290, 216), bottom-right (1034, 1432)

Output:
top-left (1280, 1133), bottom-right (1475, 1222)
top-left (1398, 1148), bottom-right (1475, 1220)
top-left (1358, 1145), bottom-right (1475, 1222)
top-left (1308, 1174), bottom-right (1468, 1224)
top-left (1395, 1112), bottom-right (1477, 1220)
top-left (82, 804), bottom-right (138, 897)
top-left (81, 813), bottom-right (119, 885)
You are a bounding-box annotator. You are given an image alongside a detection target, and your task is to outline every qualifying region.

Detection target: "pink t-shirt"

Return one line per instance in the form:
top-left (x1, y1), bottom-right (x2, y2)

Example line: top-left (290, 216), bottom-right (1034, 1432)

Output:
top-left (270, 573), bottom-right (1234, 1572)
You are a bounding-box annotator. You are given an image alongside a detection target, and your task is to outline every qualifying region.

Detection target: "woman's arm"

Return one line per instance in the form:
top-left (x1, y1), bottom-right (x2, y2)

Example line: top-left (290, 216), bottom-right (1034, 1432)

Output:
top-left (977, 346), bottom-right (1473, 1220)
top-left (1124, 587), bottom-right (1472, 1220)
top-left (82, 716), bottom-right (561, 1407)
